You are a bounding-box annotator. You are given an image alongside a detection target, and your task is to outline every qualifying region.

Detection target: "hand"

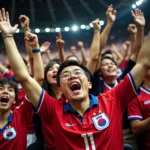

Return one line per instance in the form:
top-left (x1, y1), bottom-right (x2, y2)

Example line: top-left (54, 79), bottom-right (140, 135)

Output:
top-left (40, 41), bottom-right (51, 53)
top-left (92, 19), bottom-right (101, 31)
top-left (56, 32), bottom-right (65, 48)
top-left (127, 24), bottom-right (137, 34)
top-left (111, 44), bottom-right (117, 51)
top-left (24, 31), bottom-right (39, 49)
top-left (131, 9), bottom-right (145, 27)
top-left (70, 46), bottom-right (77, 54)
top-left (77, 41), bottom-right (84, 48)
top-left (106, 5), bottom-right (117, 23)
top-left (0, 8), bottom-right (18, 36)
top-left (19, 15), bottom-right (30, 30)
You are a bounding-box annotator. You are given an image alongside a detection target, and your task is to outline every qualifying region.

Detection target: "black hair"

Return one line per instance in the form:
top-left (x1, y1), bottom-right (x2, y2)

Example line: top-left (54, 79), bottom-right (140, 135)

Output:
top-left (56, 60), bottom-right (91, 87)
top-left (0, 78), bottom-right (18, 101)
top-left (42, 60), bottom-right (60, 98)
top-left (65, 55), bottom-right (80, 63)
top-left (101, 56), bottom-right (117, 66)
top-left (101, 50), bottom-right (113, 58)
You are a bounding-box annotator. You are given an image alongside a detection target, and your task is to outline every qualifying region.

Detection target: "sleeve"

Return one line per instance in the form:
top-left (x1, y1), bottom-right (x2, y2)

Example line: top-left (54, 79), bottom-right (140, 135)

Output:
top-left (105, 72), bottom-right (140, 112)
top-left (119, 59), bottom-right (136, 81)
top-left (3, 69), bottom-right (14, 78)
top-left (25, 89), bottom-right (57, 123)
top-left (128, 97), bottom-right (143, 121)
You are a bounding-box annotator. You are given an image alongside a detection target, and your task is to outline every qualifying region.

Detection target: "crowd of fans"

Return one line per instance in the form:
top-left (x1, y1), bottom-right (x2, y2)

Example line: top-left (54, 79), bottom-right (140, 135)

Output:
top-left (0, 4), bottom-right (150, 150)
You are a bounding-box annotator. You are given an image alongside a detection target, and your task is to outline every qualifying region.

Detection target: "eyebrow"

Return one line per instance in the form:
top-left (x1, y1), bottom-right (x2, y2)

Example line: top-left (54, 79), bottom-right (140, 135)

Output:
top-left (61, 68), bottom-right (82, 74)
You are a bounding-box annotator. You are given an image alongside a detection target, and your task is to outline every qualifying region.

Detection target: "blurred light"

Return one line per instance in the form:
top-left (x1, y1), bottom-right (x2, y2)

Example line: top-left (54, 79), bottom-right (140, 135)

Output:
top-left (72, 25), bottom-right (78, 31)
top-left (136, 1), bottom-right (141, 6)
top-left (81, 24), bottom-right (86, 29)
top-left (64, 27), bottom-right (69, 32)
top-left (55, 27), bottom-right (61, 32)
top-left (90, 23), bottom-right (93, 28)
top-left (100, 20), bottom-right (104, 26)
top-left (16, 29), bottom-right (20, 33)
top-left (139, 0), bottom-right (144, 2)
top-left (51, 28), bottom-right (55, 32)
top-left (132, 4), bottom-right (136, 9)
top-left (86, 25), bottom-right (90, 30)
top-left (35, 28), bottom-right (40, 33)
top-left (45, 28), bottom-right (50, 32)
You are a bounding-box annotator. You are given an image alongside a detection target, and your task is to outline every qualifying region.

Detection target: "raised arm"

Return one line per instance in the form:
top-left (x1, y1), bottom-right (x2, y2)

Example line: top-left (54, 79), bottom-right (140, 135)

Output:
top-left (24, 32), bottom-right (44, 86)
top-left (87, 19), bottom-right (101, 75)
top-left (0, 8), bottom-right (42, 107)
top-left (19, 15), bottom-right (33, 75)
top-left (77, 41), bottom-right (87, 66)
top-left (130, 9), bottom-right (145, 62)
top-left (56, 32), bottom-right (66, 62)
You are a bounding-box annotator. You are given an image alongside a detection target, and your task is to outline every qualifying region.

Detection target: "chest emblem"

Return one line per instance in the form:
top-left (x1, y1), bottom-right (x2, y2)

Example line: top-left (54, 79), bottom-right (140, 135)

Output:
top-left (3, 127), bottom-right (16, 140)
top-left (92, 112), bottom-right (110, 130)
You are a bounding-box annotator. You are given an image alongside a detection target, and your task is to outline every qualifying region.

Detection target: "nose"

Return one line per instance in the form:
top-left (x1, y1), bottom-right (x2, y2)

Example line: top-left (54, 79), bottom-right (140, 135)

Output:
top-left (69, 73), bottom-right (77, 80)
top-left (3, 88), bottom-right (9, 94)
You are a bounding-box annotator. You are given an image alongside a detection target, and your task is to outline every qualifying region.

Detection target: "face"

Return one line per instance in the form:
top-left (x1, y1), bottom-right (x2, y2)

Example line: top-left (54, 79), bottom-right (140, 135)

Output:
top-left (66, 56), bottom-right (79, 62)
top-left (100, 59), bottom-right (118, 79)
top-left (46, 63), bottom-right (60, 85)
top-left (59, 66), bottom-right (92, 101)
top-left (0, 84), bottom-right (16, 112)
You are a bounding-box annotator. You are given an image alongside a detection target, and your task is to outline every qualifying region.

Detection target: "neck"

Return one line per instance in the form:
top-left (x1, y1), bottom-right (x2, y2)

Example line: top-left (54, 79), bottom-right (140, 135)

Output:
top-left (143, 79), bottom-right (150, 90)
top-left (103, 77), bottom-right (116, 85)
top-left (69, 95), bottom-right (90, 116)
top-left (51, 84), bottom-right (61, 99)
top-left (0, 110), bottom-right (11, 128)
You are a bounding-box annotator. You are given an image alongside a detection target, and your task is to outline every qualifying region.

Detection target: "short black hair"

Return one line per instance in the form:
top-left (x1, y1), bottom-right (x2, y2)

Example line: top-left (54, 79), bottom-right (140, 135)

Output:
top-left (56, 60), bottom-right (91, 87)
top-left (0, 78), bottom-right (18, 101)
top-left (65, 55), bottom-right (80, 63)
top-left (101, 56), bottom-right (117, 66)
top-left (101, 50), bottom-right (113, 58)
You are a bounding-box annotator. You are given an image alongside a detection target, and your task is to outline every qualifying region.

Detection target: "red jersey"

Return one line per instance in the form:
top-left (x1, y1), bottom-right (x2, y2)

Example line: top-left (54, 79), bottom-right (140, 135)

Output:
top-left (104, 81), bottom-right (118, 92)
top-left (29, 73), bottom-right (139, 150)
top-left (128, 86), bottom-right (150, 150)
top-left (0, 99), bottom-right (32, 150)
top-left (3, 69), bottom-right (14, 78)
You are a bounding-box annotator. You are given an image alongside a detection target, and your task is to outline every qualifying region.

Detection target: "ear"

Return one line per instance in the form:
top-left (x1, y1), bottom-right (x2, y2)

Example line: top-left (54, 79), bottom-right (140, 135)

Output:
top-left (88, 81), bottom-right (92, 89)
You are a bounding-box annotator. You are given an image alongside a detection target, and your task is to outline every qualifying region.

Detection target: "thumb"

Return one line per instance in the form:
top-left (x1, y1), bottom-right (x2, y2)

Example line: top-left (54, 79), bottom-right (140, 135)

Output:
top-left (13, 24), bottom-right (18, 32)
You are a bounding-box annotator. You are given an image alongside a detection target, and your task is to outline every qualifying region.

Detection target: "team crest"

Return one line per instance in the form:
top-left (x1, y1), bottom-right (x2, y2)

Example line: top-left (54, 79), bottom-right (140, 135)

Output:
top-left (3, 127), bottom-right (16, 140)
top-left (92, 112), bottom-right (110, 130)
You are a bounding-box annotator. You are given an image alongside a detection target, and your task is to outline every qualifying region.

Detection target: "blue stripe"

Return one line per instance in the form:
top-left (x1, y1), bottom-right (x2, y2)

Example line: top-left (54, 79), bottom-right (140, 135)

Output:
top-left (33, 89), bottom-right (44, 112)
top-left (128, 117), bottom-right (142, 121)
top-left (128, 72), bottom-right (140, 95)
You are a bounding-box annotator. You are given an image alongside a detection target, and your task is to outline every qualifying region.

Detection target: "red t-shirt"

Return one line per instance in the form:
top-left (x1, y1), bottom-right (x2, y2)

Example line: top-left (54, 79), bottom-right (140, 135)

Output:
top-left (29, 73), bottom-right (139, 150)
top-left (128, 86), bottom-right (150, 150)
top-left (0, 99), bottom-right (32, 150)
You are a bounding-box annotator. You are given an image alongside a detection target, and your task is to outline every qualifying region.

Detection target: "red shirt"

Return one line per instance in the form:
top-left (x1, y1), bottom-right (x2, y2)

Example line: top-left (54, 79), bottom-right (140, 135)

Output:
top-left (128, 86), bottom-right (150, 150)
top-left (30, 73), bottom-right (139, 150)
top-left (0, 99), bottom-right (32, 150)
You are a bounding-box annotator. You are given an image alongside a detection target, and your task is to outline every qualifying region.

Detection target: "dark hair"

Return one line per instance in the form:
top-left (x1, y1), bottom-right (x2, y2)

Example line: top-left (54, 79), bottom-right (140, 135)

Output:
top-left (101, 50), bottom-right (113, 58)
top-left (0, 78), bottom-right (18, 101)
top-left (42, 60), bottom-right (60, 98)
top-left (65, 55), bottom-right (80, 63)
top-left (101, 56), bottom-right (117, 66)
top-left (56, 60), bottom-right (91, 87)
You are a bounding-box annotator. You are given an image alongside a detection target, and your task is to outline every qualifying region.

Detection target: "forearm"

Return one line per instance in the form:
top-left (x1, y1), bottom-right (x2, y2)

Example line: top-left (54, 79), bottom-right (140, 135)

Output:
top-left (100, 22), bottom-right (113, 50)
top-left (58, 46), bottom-right (66, 62)
top-left (81, 48), bottom-right (87, 66)
top-left (130, 26), bottom-right (144, 62)
top-left (33, 49), bottom-right (44, 86)
top-left (131, 118), bottom-right (150, 135)
top-left (3, 37), bottom-right (29, 82)
top-left (87, 30), bottom-right (100, 74)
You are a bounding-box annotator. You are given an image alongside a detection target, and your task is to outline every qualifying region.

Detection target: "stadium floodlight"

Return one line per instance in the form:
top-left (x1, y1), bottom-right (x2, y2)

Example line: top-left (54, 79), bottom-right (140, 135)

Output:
top-left (45, 28), bottom-right (50, 32)
top-left (64, 27), bottom-right (69, 32)
top-left (16, 29), bottom-right (20, 33)
top-left (85, 25), bottom-right (90, 30)
top-left (72, 25), bottom-right (78, 31)
top-left (90, 23), bottom-right (93, 28)
top-left (35, 28), bottom-right (40, 33)
top-left (100, 20), bottom-right (104, 26)
top-left (136, 1), bottom-right (141, 6)
top-left (81, 24), bottom-right (86, 29)
top-left (132, 4), bottom-right (136, 9)
top-left (139, 0), bottom-right (144, 2)
top-left (55, 27), bottom-right (61, 32)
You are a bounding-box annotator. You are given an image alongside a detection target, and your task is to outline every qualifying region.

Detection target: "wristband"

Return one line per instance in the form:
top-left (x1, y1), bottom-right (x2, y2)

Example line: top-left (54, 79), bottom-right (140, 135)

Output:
top-left (32, 48), bottom-right (40, 53)
top-left (3, 35), bottom-right (13, 39)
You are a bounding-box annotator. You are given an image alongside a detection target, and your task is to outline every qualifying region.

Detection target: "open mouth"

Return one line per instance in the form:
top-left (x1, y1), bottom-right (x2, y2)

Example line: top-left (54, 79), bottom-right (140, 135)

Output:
top-left (70, 82), bottom-right (81, 91)
top-left (0, 97), bottom-right (9, 104)
top-left (52, 74), bottom-right (57, 79)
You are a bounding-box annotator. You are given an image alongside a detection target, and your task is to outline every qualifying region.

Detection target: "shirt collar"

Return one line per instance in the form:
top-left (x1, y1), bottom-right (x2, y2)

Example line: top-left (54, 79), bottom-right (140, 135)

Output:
top-left (8, 112), bottom-right (13, 123)
top-left (64, 94), bottom-right (98, 112)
